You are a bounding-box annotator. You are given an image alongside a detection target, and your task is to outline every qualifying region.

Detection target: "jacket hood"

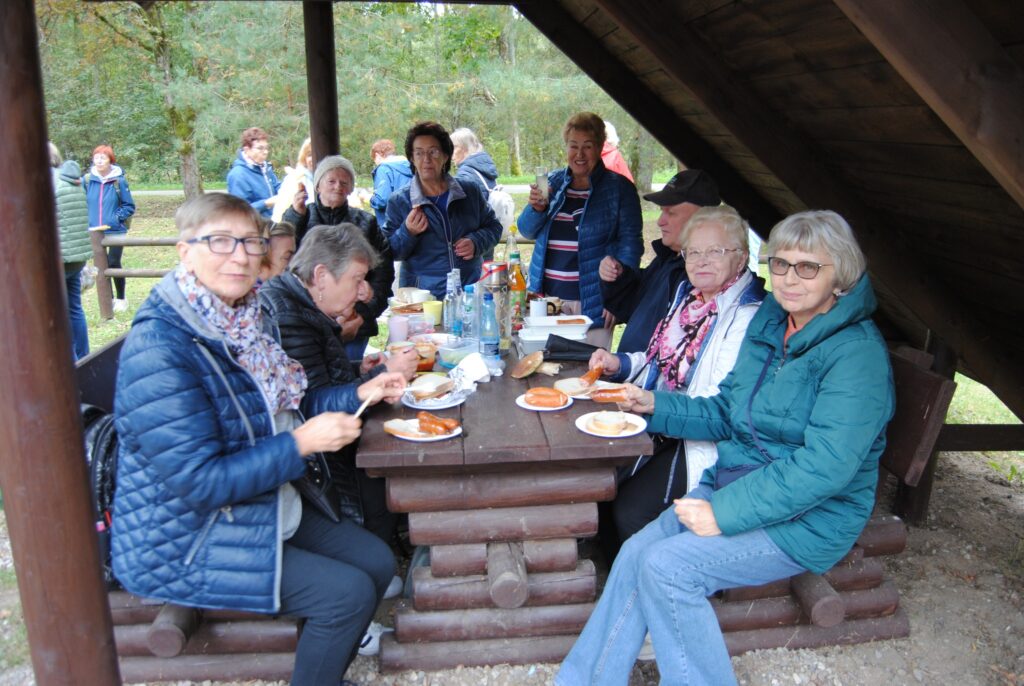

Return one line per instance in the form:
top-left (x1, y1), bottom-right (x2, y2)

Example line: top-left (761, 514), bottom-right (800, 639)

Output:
top-left (89, 164), bottom-right (124, 181)
top-left (458, 152), bottom-right (498, 183)
top-left (58, 160), bottom-right (83, 183)
top-left (749, 272), bottom-right (877, 354)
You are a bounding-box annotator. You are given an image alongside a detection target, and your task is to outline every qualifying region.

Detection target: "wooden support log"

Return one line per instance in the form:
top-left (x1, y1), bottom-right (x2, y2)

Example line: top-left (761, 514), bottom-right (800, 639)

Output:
top-left (824, 557), bottom-right (884, 592)
top-left (836, 546), bottom-right (865, 567)
top-left (379, 632), bottom-right (577, 672)
top-left (118, 652), bottom-right (294, 682)
top-left (387, 468), bottom-right (615, 512)
top-left (412, 561), bottom-right (596, 611)
top-left (431, 543), bottom-right (486, 577)
top-left (856, 515), bottom-right (908, 557)
top-left (714, 581), bottom-right (900, 633)
top-left (523, 539), bottom-right (579, 573)
top-left (723, 609), bottom-right (910, 657)
top-left (790, 572), bottom-right (845, 628)
top-left (409, 503), bottom-right (597, 546)
top-left (721, 579), bottom-right (791, 603)
top-left (487, 542), bottom-right (529, 609)
top-left (146, 604), bottom-right (200, 658)
top-left (108, 592), bottom-right (162, 626)
top-left (393, 601), bottom-right (594, 642)
top-left (116, 620), bottom-right (299, 657)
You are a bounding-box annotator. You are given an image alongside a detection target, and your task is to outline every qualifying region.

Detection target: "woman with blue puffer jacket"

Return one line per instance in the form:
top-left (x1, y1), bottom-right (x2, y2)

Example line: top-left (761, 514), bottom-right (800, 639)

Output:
top-left (84, 144), bottom-right (135, 312)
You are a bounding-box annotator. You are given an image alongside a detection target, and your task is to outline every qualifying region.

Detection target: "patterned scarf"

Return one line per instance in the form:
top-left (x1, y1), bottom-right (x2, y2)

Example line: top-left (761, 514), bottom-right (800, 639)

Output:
top-left (645, 272), bottom-right (742, 390)
top-left (175, 264), bottom-right (307, 413)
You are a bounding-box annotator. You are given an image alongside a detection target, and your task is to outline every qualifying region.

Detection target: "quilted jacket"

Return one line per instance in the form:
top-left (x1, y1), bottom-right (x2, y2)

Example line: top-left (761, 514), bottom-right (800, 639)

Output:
top-left (517, 161), bottom-right (643, 325)
top-left (226, 151), bottom-right (281, 218)
top-left (52, 160), bottom-right (92, 263)
top-left (385, 174), bottom-right (501, 298)
top-left (84, 165), bottom-right (135, 233)
top-left (647, 274), bottom-right (894, 573)
top-left (370, 155), bottom-right (413, 229)
top-left (111, 272), bottom-right (359, 612)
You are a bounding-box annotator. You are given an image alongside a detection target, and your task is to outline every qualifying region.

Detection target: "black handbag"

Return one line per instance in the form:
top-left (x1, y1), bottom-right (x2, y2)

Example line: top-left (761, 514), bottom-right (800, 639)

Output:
top-left (292, 452), bottom-right (342, 523)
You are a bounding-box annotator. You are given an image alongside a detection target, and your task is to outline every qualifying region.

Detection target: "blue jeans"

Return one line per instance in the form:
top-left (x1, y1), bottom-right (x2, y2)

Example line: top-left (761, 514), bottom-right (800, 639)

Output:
top-left (557, 505), bottom-right (804, 686)
top-left (281, 508), bottom-right (395, 685)
top-left (64, 261), bottom-right (89, 360)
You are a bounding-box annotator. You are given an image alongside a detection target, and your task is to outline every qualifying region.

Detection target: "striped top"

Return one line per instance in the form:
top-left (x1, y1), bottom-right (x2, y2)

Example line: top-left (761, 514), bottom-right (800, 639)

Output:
top-left (542, 187), bottom-right (590, 299)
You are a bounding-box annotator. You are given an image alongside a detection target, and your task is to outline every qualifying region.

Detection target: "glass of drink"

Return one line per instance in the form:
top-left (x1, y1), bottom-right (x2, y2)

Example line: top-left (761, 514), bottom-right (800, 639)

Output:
top-left (534, 166), bottom-right (549, 201)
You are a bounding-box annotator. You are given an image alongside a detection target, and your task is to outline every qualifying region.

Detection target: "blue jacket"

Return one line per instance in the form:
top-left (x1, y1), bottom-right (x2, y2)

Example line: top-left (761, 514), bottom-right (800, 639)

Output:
top-left (370, 155), bottom-right (413, 229)
top-left (84, 165), bottom-right (135, 234)
top-left (455, 151), bottom-right (498, 192)
top-left (602, 238), bottom-right (686, 353)
top-left (385, 174), bottom-right (502, 298)
top-left (226, 151), bottom-right (281, 218)
top-left (517, 161), bottom-right (643, 325)
top-left (111, 273), bottom-right (359, 613)
top-left (647, 274), bottom-right (895, 573)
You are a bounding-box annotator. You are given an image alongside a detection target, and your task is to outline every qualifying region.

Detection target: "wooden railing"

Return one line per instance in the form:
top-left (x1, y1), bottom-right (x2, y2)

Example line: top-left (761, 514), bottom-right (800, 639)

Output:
top-left (89, 229), bottom-right (175, 319)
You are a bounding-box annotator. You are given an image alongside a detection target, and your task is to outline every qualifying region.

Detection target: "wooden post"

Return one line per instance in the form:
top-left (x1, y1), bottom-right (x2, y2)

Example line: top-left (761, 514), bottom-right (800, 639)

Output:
top-left (303, 2), bottom-right (339, 166)
top-left (487, 542), bottom-right (529, 609)
top-left (0, 1), bottom-right (121, 682)
top-left (90, 228), bottom-right (114, 320)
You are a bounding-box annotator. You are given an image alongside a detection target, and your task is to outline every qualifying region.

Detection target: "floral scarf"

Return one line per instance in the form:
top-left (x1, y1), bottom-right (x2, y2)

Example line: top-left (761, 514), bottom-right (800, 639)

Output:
top-left (644, 272), bottom-right (742, 390)
top-left (175, 264), bottom-right (307, 413)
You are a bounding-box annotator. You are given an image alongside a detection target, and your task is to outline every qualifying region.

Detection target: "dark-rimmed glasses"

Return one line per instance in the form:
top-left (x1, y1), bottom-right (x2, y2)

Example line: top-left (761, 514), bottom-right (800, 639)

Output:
top-left (187, 235), bottom-right (269, 256)
top-left (768, 257), bottom-right (832, 279)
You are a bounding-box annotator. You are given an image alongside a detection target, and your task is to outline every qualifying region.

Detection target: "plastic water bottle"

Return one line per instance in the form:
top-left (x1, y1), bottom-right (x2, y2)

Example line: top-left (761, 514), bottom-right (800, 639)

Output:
top-left (461, 284), bottom-right (476, 340)
top-left (504, 226), bottom-right (518, 263)
top-left (480, 292), bottom-right (500, 359)
top-left (443, 270), bottom-right (462, 335)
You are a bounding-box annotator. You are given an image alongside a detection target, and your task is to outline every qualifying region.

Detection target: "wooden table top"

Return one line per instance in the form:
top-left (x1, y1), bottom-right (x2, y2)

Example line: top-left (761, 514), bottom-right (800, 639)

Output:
top-left (356, 357), bottom-right (654, 472)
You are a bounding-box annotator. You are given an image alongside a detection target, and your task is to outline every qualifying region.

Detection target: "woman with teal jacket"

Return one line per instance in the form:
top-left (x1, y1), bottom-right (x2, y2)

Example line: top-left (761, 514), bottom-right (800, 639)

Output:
top-left (557, 210), bottom-right (895, 686)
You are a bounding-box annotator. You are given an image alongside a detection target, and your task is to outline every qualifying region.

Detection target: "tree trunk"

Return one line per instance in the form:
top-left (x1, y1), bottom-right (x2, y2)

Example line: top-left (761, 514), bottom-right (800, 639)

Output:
top-left (501, 8), bottom-right (521, 176)
top-left (633, 126), bottom-right (655, 195)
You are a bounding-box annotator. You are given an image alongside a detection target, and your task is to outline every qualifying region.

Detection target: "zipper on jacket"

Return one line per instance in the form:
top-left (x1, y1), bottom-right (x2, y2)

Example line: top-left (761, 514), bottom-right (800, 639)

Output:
top-left (184, 510), bottom-right (220, 566)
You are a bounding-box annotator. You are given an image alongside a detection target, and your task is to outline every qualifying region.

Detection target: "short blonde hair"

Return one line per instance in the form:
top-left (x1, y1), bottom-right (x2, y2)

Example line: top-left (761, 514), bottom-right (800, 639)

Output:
top-left (174, 192), bottom-right (261, 240)
top-left (679, 205), bottom-right (749, 255)
top-left (766, 210), bottom-right (866, 292)
top-left (562, 112), bottom-right (607, 149)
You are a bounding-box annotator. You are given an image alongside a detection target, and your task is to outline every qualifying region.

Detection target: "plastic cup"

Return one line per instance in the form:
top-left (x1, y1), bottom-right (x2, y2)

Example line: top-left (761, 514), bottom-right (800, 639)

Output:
top-left (389, 315), bottom-right (409, 343)
top-left (529, 299), bottom-right (548, 319)
top-left (535, 166), bottom-right (549, 201)
top-left (422, 300), bottom-right (443, 328)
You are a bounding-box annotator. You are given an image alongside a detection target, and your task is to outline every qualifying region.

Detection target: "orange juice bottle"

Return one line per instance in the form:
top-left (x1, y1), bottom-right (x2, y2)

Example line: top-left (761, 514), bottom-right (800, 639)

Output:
top-left (508, 251), bottom-right (527, 332)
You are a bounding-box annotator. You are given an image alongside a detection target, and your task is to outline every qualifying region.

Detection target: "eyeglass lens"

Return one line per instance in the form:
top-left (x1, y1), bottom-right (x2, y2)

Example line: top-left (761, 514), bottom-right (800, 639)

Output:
top-left (413, 148), bottom-right (442, 160)
top-left (684, 247), bottom-right (732, 261)
top-left (205, 235), bottom-right (269, 255)
top-left (768, 257), bottom-right (823, 279)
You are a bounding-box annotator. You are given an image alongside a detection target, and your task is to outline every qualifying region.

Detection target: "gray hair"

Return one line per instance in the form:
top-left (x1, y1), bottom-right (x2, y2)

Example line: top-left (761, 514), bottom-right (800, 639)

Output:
top-left (766, 210), bottom-right (866, 292)
top-left (289, 223), bottom-right (381, 284)
top-left (450, 128), bottom-right (482, 155)
top-left (47, 142), bottom-right (63, 167)
top-left (679, 204), bottom-right (749, 256)
top-left (175, 192), bottom-right (261, 240)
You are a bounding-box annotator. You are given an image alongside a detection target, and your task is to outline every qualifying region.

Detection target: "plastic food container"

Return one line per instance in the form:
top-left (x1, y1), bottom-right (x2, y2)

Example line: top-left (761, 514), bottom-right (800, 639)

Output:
top-left (518, 328), bottom-right (586, 355)
top-left (521, 314), bottom-right (593, 340)
top-left (437, 336), bottom-right (478, 368)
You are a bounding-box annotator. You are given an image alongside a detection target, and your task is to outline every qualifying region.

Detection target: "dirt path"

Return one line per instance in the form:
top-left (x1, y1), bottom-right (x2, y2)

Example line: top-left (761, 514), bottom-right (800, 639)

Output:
top-left (1, 450), bottom-right (1021, 685)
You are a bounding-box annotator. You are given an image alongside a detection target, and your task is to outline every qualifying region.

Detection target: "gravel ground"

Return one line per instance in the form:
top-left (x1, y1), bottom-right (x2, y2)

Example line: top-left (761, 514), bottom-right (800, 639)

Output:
top-left (1, 450), bottom-right (1021, 685)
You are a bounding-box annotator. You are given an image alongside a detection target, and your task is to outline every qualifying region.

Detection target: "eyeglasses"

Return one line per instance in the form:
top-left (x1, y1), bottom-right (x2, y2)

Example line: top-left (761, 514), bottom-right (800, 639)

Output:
top-left (683, 247), bottom-right (739, 262)
top-left (188, 235), bottom-right (269, 256)
top-left (767, 257), bottom-right (833, 279)
top-left (250, 144), bottom-right (269, 152)
top-left (413, 148), bottom-right (444, 160)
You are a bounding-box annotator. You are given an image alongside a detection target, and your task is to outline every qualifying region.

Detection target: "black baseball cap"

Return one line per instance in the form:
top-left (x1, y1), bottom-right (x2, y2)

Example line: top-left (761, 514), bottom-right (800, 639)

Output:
top-left (643, 170), bottom-right (720, 207)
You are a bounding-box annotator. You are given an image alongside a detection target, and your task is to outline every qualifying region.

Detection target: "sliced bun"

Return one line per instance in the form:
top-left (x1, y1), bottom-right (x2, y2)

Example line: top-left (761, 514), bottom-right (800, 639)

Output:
top-left (408, 374), bottom-right (454, 401)
top-left (383, 418), bottom-right (427, 439)
top-left (554, 377), bottom-right (590, 397)
top-left (587, 411), bottom-right (628, 436)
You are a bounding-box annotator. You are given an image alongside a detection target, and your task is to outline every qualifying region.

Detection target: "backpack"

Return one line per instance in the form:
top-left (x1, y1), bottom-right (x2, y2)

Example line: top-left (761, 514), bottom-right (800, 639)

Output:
top-left (84, 174), bottom-right (132, 230)
top-left (470, 169), bottom-right (515, 232)
top-left (82, 404), bottom-right (121, 589)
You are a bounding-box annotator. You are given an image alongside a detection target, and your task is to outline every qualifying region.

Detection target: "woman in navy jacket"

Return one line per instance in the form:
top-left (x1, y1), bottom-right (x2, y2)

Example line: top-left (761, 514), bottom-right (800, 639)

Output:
top-left (84, 144), bottom-right (135, 312)
top-left (111, 193), bottom-right (405, 684)
top-left (385, 121), bottom-right (501, 298)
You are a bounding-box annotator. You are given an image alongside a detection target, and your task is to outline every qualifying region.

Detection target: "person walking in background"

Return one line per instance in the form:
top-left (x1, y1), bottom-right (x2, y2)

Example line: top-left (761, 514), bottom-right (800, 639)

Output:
top-left (272, 137), bottom-right (314, 222)
top-left (84, 144), bottom-right (136, 313)
top-left (601, 121), bottom-right (634, 182)
top-left (49, 142), bottom-right (92, 360)
top-left (452, 127), bottom-right (501, 262)
top-left (369, 139), bottom-right (412, 230)
top-left (227, 127), bottom-right (281, 219)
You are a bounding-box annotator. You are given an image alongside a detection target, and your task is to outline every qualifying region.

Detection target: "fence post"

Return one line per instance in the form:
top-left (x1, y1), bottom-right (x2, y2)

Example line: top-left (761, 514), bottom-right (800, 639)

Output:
top-left (90, 228), bottom-right (114, 320)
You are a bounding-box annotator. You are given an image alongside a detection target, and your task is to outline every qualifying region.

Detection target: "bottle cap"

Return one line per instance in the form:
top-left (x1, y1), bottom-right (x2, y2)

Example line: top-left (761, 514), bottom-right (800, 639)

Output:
top-left (465, 284), bottom-right (474, 292)
top-left (484, 292), bottom-right (494, 301)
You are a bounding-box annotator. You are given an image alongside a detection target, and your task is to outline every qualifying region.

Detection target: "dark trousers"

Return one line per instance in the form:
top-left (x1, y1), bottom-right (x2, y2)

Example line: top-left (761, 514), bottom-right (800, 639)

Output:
top-left (107, 245), bottom-right (125, 299)
top-left (599, 436), bottom-right (688, 563)
top-left (357, 466), bottom-right (398, 546)
top-left (281, 507), bottom-right (395, 685)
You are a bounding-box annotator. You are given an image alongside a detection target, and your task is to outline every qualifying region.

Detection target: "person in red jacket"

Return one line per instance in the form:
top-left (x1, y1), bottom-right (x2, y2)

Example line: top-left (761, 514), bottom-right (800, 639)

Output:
top-left (601, 121), bottom-right (634, 182)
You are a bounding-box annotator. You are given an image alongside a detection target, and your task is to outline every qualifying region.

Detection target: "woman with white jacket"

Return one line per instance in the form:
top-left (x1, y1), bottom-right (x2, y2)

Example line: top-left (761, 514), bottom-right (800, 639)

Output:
top-left (589, 205), bottom-right (766, 558)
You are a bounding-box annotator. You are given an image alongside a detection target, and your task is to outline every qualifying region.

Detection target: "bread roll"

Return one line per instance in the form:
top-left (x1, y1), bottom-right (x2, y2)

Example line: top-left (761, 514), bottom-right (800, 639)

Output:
top-left (587, 411), bottom-right (628, 436)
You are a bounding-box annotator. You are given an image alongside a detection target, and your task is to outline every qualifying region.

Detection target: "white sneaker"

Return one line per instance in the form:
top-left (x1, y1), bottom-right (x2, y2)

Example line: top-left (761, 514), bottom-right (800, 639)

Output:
top-left (383, 574), bottom-right (404, 600)
top-left (637, 632), bottom-right (655, 661)
top-left (358, 621), bottom-right (392, 656)
top-left (112, 298), bottom-right (129, 313)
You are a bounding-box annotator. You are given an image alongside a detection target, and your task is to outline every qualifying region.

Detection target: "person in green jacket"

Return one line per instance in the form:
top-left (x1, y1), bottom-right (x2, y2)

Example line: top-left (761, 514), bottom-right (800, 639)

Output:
top-left (557, 210), bottom-right (895, 686)
top-left (50, 142), bottom-right (92, 360)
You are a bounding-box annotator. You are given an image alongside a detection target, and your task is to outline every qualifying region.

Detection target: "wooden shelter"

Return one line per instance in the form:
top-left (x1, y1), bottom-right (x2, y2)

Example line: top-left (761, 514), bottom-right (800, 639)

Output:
top-left (1, 0), bottom-right (1022, 682)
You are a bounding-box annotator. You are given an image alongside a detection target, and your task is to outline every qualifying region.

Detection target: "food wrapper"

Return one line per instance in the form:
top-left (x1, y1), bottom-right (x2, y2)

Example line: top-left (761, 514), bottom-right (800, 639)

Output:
top-left (450, 352), bottom-right (490, 389)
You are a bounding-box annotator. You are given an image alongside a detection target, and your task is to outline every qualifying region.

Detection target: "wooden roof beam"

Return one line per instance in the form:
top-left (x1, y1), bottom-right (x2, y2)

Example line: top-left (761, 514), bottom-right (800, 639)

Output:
top-left (513, 0), bottom-right (782, 233)
top-left (834, 0), bottom-right (1024, 211)
top-left (590, 0), bottom-right (1024, 418)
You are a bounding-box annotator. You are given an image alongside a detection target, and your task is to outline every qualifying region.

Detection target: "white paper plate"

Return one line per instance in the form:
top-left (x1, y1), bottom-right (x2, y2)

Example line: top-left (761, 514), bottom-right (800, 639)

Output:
top-left (575, 412), bottom-right (647, 438)
top-left (390, 420), bottom-right (463, 442)
top-left (401, 392), bottom-right (466, 411)
top-left (515, 393), bottom-right (573, 412)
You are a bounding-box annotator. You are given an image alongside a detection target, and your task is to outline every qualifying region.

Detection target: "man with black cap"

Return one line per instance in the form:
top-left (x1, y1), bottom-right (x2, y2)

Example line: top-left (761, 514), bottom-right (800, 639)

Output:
top-left (600, 169), bottom-right (720, 353)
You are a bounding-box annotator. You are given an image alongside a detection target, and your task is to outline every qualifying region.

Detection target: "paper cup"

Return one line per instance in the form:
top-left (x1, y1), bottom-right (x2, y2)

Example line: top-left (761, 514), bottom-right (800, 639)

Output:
top-left (529, 299), bottom-right (548, 319)
top-left (422, 300), bottom-right (443, 327)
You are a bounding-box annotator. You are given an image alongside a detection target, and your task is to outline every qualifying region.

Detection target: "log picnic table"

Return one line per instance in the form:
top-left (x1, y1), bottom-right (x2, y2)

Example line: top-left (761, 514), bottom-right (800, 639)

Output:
top-left (356, 354), bottom-right (653, 672)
